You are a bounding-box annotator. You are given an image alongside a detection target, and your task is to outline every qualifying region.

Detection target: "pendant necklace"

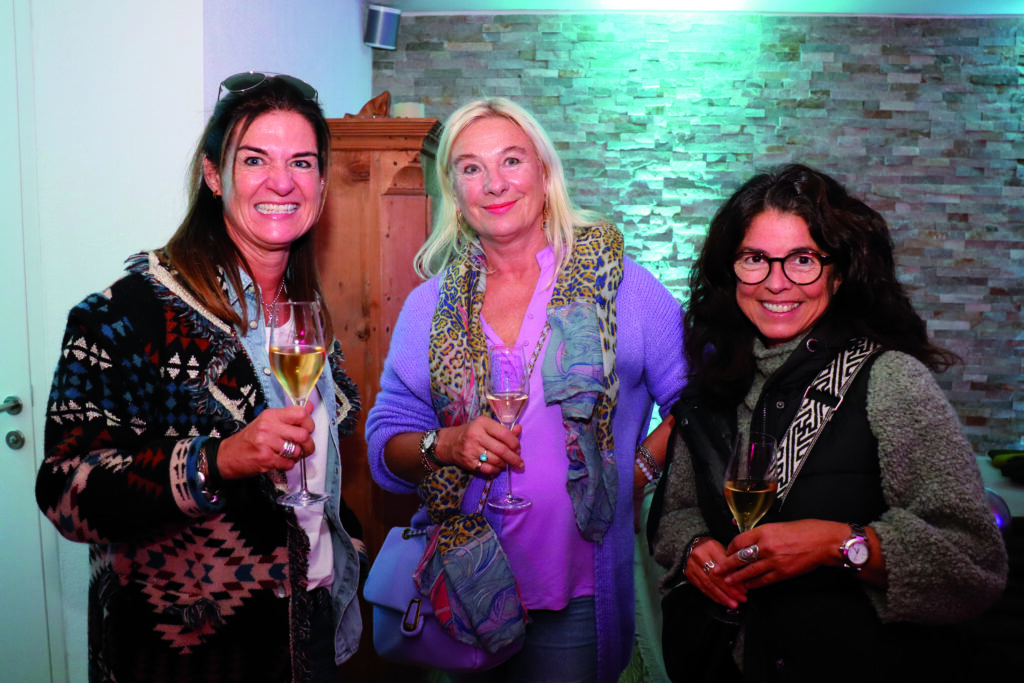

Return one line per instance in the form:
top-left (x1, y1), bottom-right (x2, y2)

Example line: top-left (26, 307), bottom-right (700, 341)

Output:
top-left (260, 277), bottom-right (286, 325)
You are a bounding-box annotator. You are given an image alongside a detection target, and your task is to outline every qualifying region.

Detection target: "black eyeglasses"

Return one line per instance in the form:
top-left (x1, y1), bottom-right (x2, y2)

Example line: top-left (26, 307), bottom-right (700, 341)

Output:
top-left (733, 250), bottom-right (833, 285)
top-left (217, 71), bottom-right (318, 102)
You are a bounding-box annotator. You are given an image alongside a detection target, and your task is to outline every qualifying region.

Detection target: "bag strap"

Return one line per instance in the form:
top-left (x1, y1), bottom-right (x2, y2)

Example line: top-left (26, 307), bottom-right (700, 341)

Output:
top-left (474, 479), bottom-right (495, 514)
top-left (773, 337), bottom-right (883, 504)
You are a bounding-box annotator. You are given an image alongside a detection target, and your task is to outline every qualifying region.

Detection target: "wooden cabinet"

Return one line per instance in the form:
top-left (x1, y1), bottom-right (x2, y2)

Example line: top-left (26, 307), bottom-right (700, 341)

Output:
top-left (313, 117), bottom-right (440, 681)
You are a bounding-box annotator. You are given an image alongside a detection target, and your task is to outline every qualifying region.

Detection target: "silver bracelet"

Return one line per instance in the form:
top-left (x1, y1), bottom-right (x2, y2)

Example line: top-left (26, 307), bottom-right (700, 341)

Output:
top-left (635, 443), bottom-right (661, 482)
top-left (682, 533), bottom-right (711, 570)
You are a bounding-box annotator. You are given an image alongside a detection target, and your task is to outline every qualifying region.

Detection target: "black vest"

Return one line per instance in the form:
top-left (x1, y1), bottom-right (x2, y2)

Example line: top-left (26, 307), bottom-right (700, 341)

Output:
top-left (656, 334), bottom-right (975, 682)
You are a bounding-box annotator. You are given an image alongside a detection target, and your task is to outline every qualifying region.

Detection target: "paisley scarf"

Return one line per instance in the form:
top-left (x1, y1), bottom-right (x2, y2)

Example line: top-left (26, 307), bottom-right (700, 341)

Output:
top-left (542, 223), bottom-right (623, 541)
top-left (414, 223), bottom-right (624, 651)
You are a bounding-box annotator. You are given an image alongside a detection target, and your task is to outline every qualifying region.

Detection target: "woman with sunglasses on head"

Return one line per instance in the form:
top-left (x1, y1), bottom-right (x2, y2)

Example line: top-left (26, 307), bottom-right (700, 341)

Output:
top-left (650, 163), bottom-right (1007, 681)
top-left (36, 73), bottom-right (363, 683)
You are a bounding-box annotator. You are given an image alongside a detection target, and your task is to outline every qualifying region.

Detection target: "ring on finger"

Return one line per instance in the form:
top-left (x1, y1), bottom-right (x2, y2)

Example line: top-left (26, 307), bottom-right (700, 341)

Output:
top-left (702, 559), bottom-right (716, 575)
top-left (479, 451), bottom-right (489, 463)
top-left (280, 440), bottom-right (298, 459)
top-left (738, 544), bottom-right (759, 563)
top-left (474, 458), bottom-right (483, 472)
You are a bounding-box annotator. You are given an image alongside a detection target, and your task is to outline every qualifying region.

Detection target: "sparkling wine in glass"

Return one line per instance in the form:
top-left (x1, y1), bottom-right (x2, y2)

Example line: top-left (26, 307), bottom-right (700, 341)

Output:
top-left (724, 432), bottom-right (778, 533)
top-left (709, 432), bottom-right (778, 624)
top-left (486, 344), bottom-right (531, 511)
top-left (269, 301), bottom-right (329, 507)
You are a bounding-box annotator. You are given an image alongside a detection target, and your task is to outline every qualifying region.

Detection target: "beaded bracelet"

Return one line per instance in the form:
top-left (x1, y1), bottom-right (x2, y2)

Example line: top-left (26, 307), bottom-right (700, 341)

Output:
top-left (635, 443), bottom-right (661, 482)
top-left (419, 449), bottom-right (439, 473)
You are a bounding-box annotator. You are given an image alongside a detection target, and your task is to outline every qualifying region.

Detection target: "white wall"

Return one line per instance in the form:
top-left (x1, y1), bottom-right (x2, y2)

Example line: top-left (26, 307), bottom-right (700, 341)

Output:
top-left (24, 2), bottom-right (205, 677)
top-left (15, 1), bottom-right (372, 680)
top-left (204, 0), bottom-right (373, 118)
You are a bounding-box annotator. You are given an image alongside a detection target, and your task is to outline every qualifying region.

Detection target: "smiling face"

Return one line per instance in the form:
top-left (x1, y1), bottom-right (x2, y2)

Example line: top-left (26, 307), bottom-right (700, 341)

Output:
top-left (203, 110), bottom-right (323, 264)
top-left (449, 115), bottom-right (548, 247)
top-left (735, 209), bottom-right (839, 347)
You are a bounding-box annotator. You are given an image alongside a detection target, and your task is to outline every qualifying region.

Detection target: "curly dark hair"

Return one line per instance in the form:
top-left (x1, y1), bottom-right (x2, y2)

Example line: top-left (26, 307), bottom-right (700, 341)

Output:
top-left (685, 163), bottom-right (958, 406)
top-left (162, 74), bottom-right (333, 340)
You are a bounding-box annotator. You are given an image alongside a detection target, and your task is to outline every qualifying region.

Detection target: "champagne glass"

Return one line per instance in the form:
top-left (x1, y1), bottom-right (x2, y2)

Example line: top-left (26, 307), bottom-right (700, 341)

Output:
top-left (724, 432), bottom-right (779, 533)
top-left (710, 432), bottom-right (778, 623)
top-left (485, 345), bottom-right (531, 511)
top-left (269, 301), bottom-right (329, 507)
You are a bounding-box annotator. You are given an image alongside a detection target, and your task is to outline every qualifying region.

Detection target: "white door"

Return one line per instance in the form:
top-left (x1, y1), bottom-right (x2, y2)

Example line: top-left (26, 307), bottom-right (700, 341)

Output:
top-left (1, 1), bottom-right (59, 680)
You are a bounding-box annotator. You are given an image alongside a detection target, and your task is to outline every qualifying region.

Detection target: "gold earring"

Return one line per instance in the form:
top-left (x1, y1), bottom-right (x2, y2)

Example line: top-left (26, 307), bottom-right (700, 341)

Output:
top-left (542, 198), bottom-right (549, 232)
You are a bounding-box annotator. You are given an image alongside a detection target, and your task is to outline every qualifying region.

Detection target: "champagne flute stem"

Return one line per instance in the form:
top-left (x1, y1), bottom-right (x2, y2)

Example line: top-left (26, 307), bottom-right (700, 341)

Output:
top-left (505, 420), bottom-right (516, 501)
top-left (295, 397), bottom-right (312, 494)
top-left (505, 464), bottom-right (515, 502)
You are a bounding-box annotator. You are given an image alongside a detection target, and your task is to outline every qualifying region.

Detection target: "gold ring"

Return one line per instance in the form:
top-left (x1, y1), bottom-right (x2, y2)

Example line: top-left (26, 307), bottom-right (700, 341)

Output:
top-left (702, 559), bottom-right (716, 575)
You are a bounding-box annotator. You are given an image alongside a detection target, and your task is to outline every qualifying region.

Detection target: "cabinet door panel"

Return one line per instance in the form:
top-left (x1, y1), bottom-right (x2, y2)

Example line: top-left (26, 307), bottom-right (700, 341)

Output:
top-left (314, 118), bottom-right (438, 682)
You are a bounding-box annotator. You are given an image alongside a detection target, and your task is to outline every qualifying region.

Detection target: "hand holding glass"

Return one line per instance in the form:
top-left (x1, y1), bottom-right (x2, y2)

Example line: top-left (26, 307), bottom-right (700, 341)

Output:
top-left (486, 345), bottom-right (531, 511)
top-left (269, 301), bottom-right (328, 507)
top-left (709, 432), bottom-right (778, 623)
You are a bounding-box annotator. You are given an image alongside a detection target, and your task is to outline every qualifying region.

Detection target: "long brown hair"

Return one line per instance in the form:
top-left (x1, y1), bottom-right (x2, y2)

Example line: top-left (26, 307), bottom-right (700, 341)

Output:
top-left (162, 75), bottom-right (333, 340)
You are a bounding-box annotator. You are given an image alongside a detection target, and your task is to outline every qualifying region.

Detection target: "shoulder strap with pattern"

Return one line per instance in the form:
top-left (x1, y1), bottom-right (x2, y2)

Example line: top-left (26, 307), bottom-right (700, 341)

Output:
top-left (773, 337), bottom-right (883, 504)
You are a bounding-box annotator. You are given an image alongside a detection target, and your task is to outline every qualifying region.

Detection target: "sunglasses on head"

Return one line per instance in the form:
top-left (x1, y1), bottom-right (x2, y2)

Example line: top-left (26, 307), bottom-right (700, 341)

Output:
top-left (217, 71), bottom-right (318, 102)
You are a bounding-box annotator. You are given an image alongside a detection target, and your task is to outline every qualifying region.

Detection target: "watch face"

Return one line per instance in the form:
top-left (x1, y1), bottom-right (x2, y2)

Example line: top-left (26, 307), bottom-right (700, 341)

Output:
top-left (422, 430), bottom-right (437, 450)
top-left (847, 539), bottom-right (869, 566)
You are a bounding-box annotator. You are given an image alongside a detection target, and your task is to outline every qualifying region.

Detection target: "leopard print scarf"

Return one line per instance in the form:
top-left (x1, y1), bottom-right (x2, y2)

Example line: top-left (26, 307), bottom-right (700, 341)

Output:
top-left (427, 222), bottom-right (624, 541)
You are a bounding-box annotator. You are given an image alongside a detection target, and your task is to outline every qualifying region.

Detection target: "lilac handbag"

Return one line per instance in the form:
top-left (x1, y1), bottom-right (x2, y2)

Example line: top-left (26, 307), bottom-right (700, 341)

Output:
top-left (363, 526), bottom-right (523, 672)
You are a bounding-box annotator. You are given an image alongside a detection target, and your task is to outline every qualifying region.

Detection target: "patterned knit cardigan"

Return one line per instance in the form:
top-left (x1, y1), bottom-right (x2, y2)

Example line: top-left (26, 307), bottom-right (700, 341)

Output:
top-left (36, 252), bottom-right (361, 683)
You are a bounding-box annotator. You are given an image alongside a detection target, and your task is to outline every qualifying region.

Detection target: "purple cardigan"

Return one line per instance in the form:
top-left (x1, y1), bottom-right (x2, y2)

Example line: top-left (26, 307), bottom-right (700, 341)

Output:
top-left (365, 257), bottom-right (686, 682)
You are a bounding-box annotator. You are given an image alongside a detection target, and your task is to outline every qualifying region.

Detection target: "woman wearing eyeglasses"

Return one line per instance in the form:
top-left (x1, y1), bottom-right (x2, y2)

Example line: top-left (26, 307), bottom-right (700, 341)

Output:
top-left (650, 163), bottom-right (1007, 681)
top-left (36, 73), bottom-right (363, 683)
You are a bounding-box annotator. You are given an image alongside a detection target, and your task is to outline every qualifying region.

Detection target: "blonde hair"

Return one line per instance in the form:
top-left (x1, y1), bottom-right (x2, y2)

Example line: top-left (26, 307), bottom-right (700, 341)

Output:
top-left (415, 97), bottom-right (604, 278)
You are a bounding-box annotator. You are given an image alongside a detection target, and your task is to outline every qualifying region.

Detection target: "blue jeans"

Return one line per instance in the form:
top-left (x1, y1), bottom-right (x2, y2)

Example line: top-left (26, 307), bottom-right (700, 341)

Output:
top-left (450, 596), bottom-right (598, 683)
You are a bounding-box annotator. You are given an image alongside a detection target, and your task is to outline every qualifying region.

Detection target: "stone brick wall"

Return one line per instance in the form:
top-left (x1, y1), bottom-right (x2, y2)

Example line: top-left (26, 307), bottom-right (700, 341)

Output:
top-left (373, 12), bottom-right (1024, 453)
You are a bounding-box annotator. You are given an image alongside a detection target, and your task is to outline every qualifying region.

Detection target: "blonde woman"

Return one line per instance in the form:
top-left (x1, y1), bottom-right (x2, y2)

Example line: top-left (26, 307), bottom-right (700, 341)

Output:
top-left (367, 98), bottom-right (685, 683)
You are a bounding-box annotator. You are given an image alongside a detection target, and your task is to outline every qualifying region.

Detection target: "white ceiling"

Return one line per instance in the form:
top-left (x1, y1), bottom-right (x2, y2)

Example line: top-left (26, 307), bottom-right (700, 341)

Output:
top-left (386, 0), bottom-right (1024, 15)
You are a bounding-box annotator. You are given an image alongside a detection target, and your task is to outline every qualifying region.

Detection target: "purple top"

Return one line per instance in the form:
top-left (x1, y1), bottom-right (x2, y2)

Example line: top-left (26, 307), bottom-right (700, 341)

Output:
top-left (479, 248), bottom-right (595, 607)
top-left (365, 248), bottom-right (686, 682)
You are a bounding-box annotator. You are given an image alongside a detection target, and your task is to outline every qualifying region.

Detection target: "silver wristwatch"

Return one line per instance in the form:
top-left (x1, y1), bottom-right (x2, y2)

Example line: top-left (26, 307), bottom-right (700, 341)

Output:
top-left (419, 429), bottom-right (440, 473)
top-left (196, 447), bottom-right (218, 503)
top-left (840, 523), bottom-right (869, 570)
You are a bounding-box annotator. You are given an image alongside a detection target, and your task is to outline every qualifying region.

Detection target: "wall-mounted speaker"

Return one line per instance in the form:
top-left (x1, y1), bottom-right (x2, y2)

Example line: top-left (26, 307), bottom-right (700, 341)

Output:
top-left (364, 4), bottom-right (401, 51)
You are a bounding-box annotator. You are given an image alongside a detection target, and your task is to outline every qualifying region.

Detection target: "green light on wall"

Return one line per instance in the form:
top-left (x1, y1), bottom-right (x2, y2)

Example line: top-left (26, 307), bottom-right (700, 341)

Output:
top-left (393, 1), bottom-right (1023, 14)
